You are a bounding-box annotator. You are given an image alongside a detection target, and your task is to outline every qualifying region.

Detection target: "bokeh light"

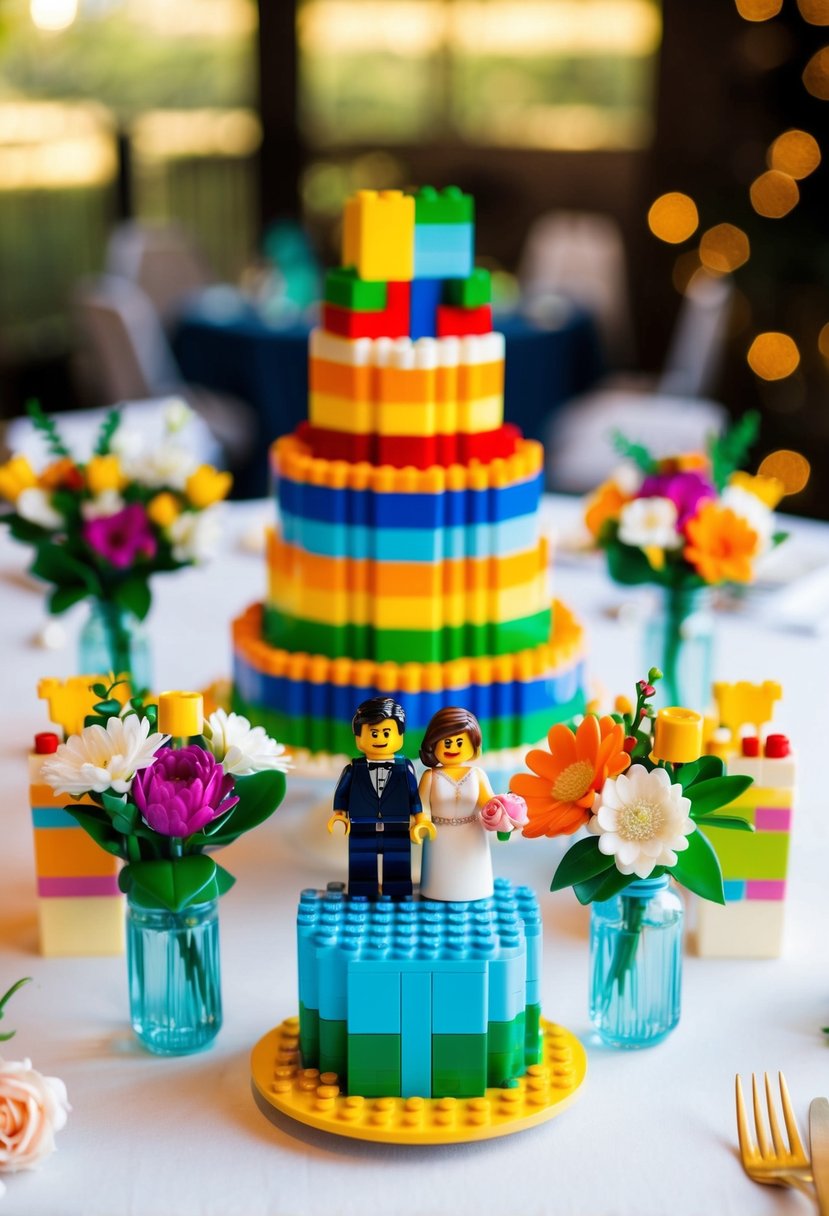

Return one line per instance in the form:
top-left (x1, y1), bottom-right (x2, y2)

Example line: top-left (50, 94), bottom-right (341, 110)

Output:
top-left (735, 0), bottom-right (782, 18)
top-left (30, 0), bottom-right (77, 30)
top-left (758, 450), bottom-right (811, 494)
top-left (747, 332), bottom-right (801, 379)
top-left (798, 0), bottom-right (829, 24)
top-left (803, 47), bottom-right (829, 97)
top-left (672, 250), bottom-right (702, 293)
top-left (750, 170), bottom-right (799, 217)
top-left (698, 223), bottom-right (750, 273)
top-left (647, 192), bottom-right (699, 243)
top-left (818, 321), bottom-right (829, 358)
top-left (769, 130), bottom-right (821, 178)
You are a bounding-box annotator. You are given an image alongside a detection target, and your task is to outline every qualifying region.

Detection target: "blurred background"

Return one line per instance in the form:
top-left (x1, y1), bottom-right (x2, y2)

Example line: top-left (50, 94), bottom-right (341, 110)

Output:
top-left (0, 0), bottom-right (825, 511)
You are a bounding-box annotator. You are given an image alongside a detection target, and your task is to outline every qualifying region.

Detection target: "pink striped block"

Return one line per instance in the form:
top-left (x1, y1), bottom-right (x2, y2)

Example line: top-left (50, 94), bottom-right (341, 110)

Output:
top-left (755, 807), bottom-right (791, 831)
top-left (38, 876), bottom-right (121, 898)
top-left (746, 880), bottom-right (786, 901)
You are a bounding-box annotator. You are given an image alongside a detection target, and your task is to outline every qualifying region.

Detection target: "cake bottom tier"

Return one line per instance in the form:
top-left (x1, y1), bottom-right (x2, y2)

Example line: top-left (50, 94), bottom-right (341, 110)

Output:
top-left (232, 599), bottom-right (587, 755)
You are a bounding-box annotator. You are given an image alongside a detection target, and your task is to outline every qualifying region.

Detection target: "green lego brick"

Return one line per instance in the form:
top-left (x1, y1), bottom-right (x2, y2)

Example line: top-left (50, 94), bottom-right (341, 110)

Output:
top-left (231, 689), bottom-right (588, 760)
top-left (525, 1003), bottom-right (542, 1067)
top-left (319, 1017), bottom-right (347, 1078)
top-left (444, 268), bottom-right (491, 309)
top-left (299, 1001), bottom-right (320, 1068)
top-left (432, 1033), bottom-right (487, 1098)
top-left (703, 826), bottom-right (790, 881)
top-left (413, 185), bottom-right (474, 225)
top-left (262, 606), bottom-right (552, 664)
top-left (487, 1017), bottom-right (523, 1054)
top-left (347, 1033), bottom-right (401, 1098)
top-left (487, 1012), bottom-right (525, 1085)
top-left (324, 266), bottom-right (387, 313)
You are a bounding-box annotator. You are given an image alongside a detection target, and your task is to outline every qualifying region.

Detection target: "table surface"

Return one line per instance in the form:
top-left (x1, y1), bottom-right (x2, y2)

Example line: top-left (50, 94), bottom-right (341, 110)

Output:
top-left (1, 496), bottom-right (826, 1216)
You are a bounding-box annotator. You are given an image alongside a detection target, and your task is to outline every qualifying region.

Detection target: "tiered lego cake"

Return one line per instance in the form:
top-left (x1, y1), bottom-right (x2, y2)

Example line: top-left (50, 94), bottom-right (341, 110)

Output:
top-left (232, 187), bottom-right (586, 757)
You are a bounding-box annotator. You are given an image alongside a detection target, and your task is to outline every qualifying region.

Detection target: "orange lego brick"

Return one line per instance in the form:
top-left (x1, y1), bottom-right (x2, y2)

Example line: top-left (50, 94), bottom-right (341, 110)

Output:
top-left (33, 828), bottom-right (120, 878)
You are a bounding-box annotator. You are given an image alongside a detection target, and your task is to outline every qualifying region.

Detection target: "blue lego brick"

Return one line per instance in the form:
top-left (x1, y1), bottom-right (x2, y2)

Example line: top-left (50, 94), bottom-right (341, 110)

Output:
top-left (414, 223), bottom-right (474, 279)
top-left (279, 514), bottom-right (538, 563)
top-left (347, 966), bottom-right (401, 1034)
top-left (525, 979), bottom-right (541, 1006)
top-left (432, 970), bottom-right (488, 1034)
top-left (723, 880), bottom-right (747, 902)
top-left (409, 277), bottom-right (443, 339)
top-left (401, 971), bottom-right (432, 1097)
top-left (31, 807), bottom-right (77, 828)
top-left (487, 949), bottom-right (526, 1022)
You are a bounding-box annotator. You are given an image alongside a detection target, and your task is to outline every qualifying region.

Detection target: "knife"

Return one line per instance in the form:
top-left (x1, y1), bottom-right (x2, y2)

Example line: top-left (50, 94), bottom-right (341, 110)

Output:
top-left (810, 1098), bottom-right (829, 1215)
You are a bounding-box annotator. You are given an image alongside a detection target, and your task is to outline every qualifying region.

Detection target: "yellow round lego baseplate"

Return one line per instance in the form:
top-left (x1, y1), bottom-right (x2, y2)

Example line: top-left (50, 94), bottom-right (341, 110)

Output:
top-left (251, 1016), bottom-right (587, 1145)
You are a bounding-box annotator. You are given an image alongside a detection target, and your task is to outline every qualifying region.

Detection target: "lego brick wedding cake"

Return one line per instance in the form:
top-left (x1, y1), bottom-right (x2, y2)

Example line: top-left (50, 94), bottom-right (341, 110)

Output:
top-left (232, 187), bottom-right (586, 757)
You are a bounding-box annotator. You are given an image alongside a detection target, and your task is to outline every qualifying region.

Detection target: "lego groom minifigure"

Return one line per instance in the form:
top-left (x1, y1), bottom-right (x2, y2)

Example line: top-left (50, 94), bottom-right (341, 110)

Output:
top-left (327, 697), bottom-right (436, 898)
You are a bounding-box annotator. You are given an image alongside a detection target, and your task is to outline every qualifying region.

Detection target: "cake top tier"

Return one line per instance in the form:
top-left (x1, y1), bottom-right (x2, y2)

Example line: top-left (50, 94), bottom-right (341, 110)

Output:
top-left (323, 187), bottom-right (492, 344)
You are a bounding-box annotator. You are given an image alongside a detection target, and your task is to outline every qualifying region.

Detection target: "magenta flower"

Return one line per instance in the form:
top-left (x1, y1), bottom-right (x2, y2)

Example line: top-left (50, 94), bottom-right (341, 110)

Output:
top-left (637, 471), bottom-right (716, 528)
top-left (133, 746), bottom-right (238, 837)
top-left (82, 504), bottom-right (156, 569)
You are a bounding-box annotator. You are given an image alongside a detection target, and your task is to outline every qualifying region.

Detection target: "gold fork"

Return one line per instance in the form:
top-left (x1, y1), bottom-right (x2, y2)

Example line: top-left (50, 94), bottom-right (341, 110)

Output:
top-left (736, 1072), bottom-right (815, 1202)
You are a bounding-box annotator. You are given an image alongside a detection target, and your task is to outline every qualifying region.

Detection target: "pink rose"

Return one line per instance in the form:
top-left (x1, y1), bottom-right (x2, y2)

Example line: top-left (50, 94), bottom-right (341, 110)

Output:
top-left (0, 1058), bottom-right (70, 1177)
top-left (481, 793), bottom-right (529, 833)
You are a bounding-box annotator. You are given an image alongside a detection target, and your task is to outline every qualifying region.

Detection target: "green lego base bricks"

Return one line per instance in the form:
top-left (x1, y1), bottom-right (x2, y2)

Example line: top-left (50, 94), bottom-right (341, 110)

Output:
top-left (263, 605), bottom-right (552, 664)
top-left (324, 267), bottom-right (387, 312)
top-left (319, 1017), bottom-right (347, 1078)
top-left (299, 1001), bottom-right (319, 1064)
top-left (432, 1034), bottom-right (487, 1098)
top-left (348, 1034), bottom-right (401, 1098)
top-left (233, 688), bottom-right (587, 758)
top-left (414, 185), bottom-right (474, 225)
top-left (525, 1002), bottom-right (542, 1066)
top-left (445, 268), bottom-right (491, 309)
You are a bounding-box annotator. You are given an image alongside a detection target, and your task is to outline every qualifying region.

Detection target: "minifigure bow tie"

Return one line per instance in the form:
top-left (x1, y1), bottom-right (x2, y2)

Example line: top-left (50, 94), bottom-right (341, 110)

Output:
top-left (368, 761), bottom-right (393, 770)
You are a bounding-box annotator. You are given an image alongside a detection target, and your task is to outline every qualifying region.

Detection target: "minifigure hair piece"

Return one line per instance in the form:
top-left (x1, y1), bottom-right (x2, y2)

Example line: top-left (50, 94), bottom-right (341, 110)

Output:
top-left (419, 707), bottom-right (482, 768)
top-left (351, 697), bottom-right (406, 736)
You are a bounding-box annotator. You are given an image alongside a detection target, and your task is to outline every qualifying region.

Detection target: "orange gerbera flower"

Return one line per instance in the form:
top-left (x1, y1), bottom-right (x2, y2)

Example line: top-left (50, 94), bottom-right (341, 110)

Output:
top-left (39, 457), bottom-right (83, 492)
top-left (584, 480), bottom-right (629, 539)
top-left (683, 502), bottom-right (760, 584)
top-left (510, 714), bottom-right (630, 838)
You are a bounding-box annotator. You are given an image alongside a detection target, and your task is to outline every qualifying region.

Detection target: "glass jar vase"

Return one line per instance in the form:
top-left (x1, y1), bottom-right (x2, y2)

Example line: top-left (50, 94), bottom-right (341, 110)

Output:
top-left (643, 585), bottom-right (714, 711)
top-left (589, 876), bottom-right (683, 1049)
top-left (78, 599), bottom-right (152, 691)
top-left (126, 896), bottom-right (222, 1055)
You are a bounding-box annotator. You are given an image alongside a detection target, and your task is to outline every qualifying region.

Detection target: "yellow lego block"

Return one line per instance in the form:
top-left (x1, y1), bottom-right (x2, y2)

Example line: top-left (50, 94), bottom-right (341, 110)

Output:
top-left (457, 396), bottom-right (503, 433)
top-left (342, 190), bottom-right (415, 282)
top-left (38, 896), bottom-right (124, 957)
top-left (458, 360), bottom-right (504, 402)
top-left (376, 401), bottom-right (439, 437)
top-left (38, 675), bottom-right (130, 737)
top-left (309, 392), bottom-right (375, 434)
top-left (713, 680), bottom-right (782, 735)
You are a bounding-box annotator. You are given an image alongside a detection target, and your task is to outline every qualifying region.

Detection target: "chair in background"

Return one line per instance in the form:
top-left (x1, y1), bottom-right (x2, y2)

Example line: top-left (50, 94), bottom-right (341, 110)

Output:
top-left (72, 275), bottom-right (255, 477)
top-left (518, 210), bottom-right (634, 366)
top-left (545, 271), bottom-right (733, 493)
top-left (105, 222), bottom-right (215, 329)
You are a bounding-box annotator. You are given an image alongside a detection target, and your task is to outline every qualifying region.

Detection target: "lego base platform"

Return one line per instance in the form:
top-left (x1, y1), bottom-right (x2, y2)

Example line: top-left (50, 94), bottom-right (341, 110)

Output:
top-left (251, 1016), bottom-right (586, 1145)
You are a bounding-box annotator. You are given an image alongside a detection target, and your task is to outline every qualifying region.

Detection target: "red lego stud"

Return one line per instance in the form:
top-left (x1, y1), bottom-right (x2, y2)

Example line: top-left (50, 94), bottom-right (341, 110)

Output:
top-left (35, 731), bottom-right (60, 754)
top-left (764, 733), bottom-right (791, 759)
top-left (741, 736), bottom-right (761, 757)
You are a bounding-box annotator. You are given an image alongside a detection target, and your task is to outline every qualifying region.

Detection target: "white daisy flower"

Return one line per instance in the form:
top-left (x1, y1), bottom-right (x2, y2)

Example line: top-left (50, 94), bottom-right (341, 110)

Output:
top-left (167, 507), bottom-right (223, 563)
top-left (618, 497), bottom-right (683, 550)
top-left (204, 708), bottom-right (290, 777)
top-left (42, 714), bottom-right (169, 797)
top-left (80, 490), bottom-right (125, 521)
top-left (722, 484), bottom-right (774, 553)
top-left (587, 764), bottom-right (696, 879)
top-left (16, 489), bottom-right (63, 531)
top-left (163, 398), bottom-right (195, 434)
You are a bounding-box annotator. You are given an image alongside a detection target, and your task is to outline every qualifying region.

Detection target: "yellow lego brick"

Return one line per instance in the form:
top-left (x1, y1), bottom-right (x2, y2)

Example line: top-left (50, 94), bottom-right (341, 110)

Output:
top-left (713, 680), bottom-right (782, 735)
top-left (724, 786), bottom-right (793, 812)
top-left (38, 896), bottom-right (124, 957)
top-left (696, 900), bottom-right (785, 959)
top-left (376, 400), bottom-right (439, 437)
top-left (342, 190), bottom-right (415, 282)
top-left (457, 360), bottom-right (504, 402)
top-left (456, 396), bottom-right (503, 433)
top-left (251, 1017), bottom-right (586, 1145)
top-left (38, 676), bottom-right (130, 737)
top-left (309, 392), bottom-right (375, 435)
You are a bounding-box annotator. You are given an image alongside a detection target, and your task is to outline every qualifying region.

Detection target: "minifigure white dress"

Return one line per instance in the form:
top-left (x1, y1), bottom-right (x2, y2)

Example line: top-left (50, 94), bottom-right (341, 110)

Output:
top-left (419, 767), bottom-right (493, 902)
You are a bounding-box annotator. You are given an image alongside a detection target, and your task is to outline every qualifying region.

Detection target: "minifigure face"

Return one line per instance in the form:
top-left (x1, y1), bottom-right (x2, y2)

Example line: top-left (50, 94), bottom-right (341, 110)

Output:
top-left (434, 731), bottom-right (476, 765)
top-left (356, 718), bottom-right (404, 759)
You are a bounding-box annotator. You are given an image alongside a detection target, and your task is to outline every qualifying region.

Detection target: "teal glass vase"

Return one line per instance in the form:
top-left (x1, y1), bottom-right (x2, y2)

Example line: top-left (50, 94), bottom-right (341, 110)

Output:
top-left (644, 586), bottom-right (714, 711)
top-left (78, 599), bottom-right (152, 691)
top-left (589, 877), bottom-right (683, 1049)
top-left (126, 896), bottom-right (222, 1055)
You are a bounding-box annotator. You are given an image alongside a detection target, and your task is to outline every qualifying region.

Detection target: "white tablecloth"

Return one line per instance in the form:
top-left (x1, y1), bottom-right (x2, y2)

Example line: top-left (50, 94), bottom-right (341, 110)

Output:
top-left (1, 498), bottom-right (827, 1216)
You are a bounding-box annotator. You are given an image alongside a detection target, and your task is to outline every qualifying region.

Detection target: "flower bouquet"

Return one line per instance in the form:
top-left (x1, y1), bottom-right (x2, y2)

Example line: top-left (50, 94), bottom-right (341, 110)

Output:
top-left (42, 687), bottom-right (289, 1054)
top-left (511, 672), bottom-right (754, 1046)
top-left (584, 413), bottom-right (787, 707)
top-left (0, 401), bottom-right (231, 688)
top-left (0, 978), bottom-right (70, 1199)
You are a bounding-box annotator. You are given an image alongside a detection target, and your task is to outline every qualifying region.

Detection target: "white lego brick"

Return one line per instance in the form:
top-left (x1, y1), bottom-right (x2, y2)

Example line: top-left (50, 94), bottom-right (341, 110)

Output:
top-left (696, 900), bottom-right (785, 959)
top-left (310, 329), bottom-right (373, 366)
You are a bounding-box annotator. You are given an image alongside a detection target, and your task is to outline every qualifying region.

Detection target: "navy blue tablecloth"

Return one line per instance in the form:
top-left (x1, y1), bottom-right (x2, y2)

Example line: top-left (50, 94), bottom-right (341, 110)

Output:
top-left (174, 300), bottom-right (603, 498)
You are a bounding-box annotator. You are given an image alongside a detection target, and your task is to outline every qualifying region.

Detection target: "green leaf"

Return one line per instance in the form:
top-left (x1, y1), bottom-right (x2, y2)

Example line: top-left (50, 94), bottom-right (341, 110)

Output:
top-left (213, 861), bottom-right (236, 897)
top-left (101, 790), bottom-right (129, 818)
top-left (48, 585), bottom-right (89, 614)
top-left (113, 577), bottom-right (152, 621)
top-left (7, 516), bottom-right (48, 544)
top-left (64, 806), bottom-right (126, 857)
top-left (709, 411), bottom-right (759, 491)
top-left (697, 814), bottom-right (754, 832)
top-left (671, 829), bottom-right (725, 903)
top-left (94, 407), bottom-right (122, 457)
top-left (574, 866), bottom-right (634, 905)
top-left (191, 770), bottom-right (286, 848)
top-left (677, 754), bottom-right (725, 789)
top-left (551, 836), bottom-right (614, 892)
top-left (91, 683), bottom-right (108, 697)
top-left (611, 430), bottom-right (658, 474)
top-left (120, 856), bottom-right (218, 912)
top-left (686, 774), bottom-right (754, 817)
top-left (27, 399), bottom-right (71, 458)
top-left (605, 540), bottom-right (660, 586)
top-left (31, 544), bottom-right (101, 597)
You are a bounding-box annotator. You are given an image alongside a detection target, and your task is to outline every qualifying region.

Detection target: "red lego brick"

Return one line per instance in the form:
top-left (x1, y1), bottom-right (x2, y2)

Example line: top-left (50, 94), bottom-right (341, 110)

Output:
top-left (436, 304), bottom-right (493, 338)
top-left (303, 427), bottom-right (372, 463)
top-left (323, 281), bottom-right (411, 340)
top-left (377, 435), bottom-right (438, 469)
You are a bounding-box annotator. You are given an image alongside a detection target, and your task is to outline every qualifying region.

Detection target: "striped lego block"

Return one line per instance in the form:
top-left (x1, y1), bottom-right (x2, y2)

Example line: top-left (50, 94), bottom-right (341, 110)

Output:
top-left (29, 752), bottom-right (124, 957)
top-left (308, 390), bottom-right (502, 437)
top-left (299, 425), bottom-right (520, 470)
top-left (296, 879), bottom-right (543, 1100)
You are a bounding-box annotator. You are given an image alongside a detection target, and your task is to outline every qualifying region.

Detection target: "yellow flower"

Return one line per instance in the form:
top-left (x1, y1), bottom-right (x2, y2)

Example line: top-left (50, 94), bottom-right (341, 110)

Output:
top-left (642, 545), bottom-right (665, 571)
top-left (147, 492), bottom-right (181, 528)
top-left (0, 455), bottom-right (37, 502)
top-left (584, 480), bottom-right (629, 539)
top-left (86, 455), bottom-right (125, 495)
top-left (729, 470), bottom-right (784, 509)
top-left (614, 694), bottom-right (633, 716)
top-left (185, 465), bottom-right (232, 509)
